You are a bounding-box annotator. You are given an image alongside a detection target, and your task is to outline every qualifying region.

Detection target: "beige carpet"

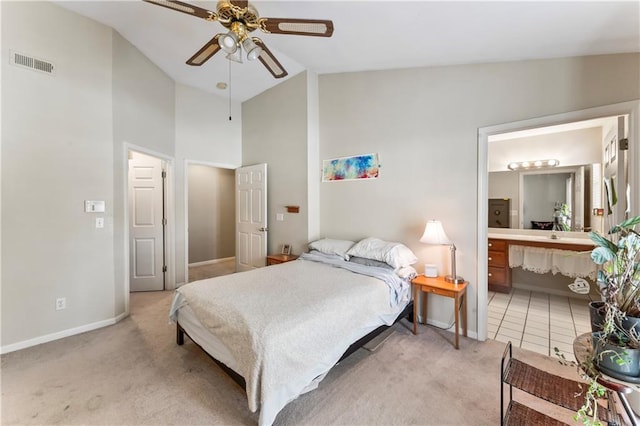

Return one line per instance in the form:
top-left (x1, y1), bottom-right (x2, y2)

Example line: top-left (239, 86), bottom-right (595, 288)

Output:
top-left (188, 259), bottom-right (236, 282)
top-left (1, 291), bottom-right (592, 425)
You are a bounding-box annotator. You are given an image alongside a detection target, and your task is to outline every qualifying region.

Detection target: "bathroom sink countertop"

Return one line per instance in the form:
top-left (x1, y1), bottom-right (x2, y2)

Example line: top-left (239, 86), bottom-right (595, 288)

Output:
top-left (488, 232), bottom-right (596, 247)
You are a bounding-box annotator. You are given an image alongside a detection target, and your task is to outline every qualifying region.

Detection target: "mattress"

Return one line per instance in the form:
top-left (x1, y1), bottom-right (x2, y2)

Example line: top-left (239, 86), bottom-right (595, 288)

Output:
top-left (174, 299), bottom-right (239, 372)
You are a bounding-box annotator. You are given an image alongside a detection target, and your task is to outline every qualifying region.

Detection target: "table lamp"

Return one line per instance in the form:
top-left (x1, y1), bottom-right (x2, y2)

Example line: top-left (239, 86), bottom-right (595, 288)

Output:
top-left (420, 220), bottom-right (464, 284)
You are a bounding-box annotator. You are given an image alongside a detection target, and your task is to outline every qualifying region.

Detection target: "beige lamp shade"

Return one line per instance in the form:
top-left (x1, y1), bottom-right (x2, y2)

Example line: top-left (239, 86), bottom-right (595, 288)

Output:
top-left (420, 220), bottom-right (451, 245)
top-left (419, 219), bottom-right (464, 284)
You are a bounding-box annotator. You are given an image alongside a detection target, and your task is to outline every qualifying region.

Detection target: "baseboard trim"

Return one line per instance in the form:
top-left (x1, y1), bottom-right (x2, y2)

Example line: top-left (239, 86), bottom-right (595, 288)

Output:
top-left (114, 310), bottom-right (128, 323)
top-left (1, 316), bottom-right (120, 355)
top-left (188, 257), bottom-right (235, 267)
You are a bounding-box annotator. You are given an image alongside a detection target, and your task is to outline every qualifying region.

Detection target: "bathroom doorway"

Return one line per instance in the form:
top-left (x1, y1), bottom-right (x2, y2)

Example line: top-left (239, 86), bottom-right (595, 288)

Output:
top-left (477, 100), bottom-right (640, 350)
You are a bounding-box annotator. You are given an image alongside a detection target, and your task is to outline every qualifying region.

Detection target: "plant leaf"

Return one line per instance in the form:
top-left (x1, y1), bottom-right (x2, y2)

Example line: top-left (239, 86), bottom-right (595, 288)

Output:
top-left (591, 247), bottom-right (615, 265)
top-left (589, 231), bottom-right (615, 250)
top-left (589, 231), bottom-right (618, 252)
top-left (610, 216), bottom-right (640, 234)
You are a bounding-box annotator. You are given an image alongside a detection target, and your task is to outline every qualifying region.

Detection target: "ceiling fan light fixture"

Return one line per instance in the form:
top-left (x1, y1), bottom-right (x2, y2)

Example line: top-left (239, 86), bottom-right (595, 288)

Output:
top-left (218, 31), bottom-right (239, 53)
top-left (242, 37), bottom-right (262, 61)
top-left (226, 47), bottom-right (243, 63)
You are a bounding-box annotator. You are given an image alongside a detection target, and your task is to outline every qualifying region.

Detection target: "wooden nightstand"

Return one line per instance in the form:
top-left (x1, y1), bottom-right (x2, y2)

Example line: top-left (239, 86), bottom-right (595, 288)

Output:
top-left (266, 254), bottom-right (299, 266)
top-left (411, 275), bottom-right (468, 349)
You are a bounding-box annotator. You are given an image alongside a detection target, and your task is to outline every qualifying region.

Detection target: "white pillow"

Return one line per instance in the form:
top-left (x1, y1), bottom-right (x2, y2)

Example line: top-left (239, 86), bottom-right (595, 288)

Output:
top-left (308, 239), bottom-right (355, 260)
top-left (346, 237), bottom-right (418, 269)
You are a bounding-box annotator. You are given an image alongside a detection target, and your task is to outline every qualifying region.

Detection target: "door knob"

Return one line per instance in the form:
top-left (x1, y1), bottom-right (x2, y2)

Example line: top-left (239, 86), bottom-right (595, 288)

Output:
top-left (258, 227), bottom-right (269, 232)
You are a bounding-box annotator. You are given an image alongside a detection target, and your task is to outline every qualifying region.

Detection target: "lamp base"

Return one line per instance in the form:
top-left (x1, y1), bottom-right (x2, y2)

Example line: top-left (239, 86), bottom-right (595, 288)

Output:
top-left (445, 275), bottom-right (465, 284)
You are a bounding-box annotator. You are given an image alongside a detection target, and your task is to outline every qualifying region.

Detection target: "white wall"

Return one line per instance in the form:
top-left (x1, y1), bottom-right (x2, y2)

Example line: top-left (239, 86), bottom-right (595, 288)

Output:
top-left (1, 1), bottom-right (115, 348)
top-left (112, 31), bottom-right (175, 313)
top-left (175, 84), bottom-right (242, 285)
top-left (187, 165), bottom-right (235, 263)
top-left (488, 127), bottom-right (603, 172)
top-left (242, 72), bottom-right (310, 255)
top-left (319, 54), bottom-right (640, 335)
top-left (1, 2), bottom-right (243, 351)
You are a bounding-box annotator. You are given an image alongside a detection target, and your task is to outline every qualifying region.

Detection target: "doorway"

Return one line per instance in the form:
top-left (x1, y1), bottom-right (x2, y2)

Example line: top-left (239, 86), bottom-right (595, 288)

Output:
top-left (477, 100), bottom-right (640, 346)
top-left (185, 162), bottom-right (236, 282)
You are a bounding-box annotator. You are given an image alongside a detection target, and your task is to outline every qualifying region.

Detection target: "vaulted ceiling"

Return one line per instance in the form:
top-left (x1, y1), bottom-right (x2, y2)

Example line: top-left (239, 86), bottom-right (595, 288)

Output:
top-left (56, 1), bottom-right (640, 102)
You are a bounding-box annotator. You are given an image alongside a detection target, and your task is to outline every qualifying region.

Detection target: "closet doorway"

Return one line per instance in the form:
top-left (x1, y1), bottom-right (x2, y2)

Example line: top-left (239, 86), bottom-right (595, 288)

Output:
top-left (186, 162), bottom-right (236, 282)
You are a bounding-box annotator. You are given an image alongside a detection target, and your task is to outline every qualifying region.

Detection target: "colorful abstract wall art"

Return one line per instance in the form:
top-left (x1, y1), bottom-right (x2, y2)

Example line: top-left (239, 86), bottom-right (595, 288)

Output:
top-left (322, 153), bottom-right (379, 182)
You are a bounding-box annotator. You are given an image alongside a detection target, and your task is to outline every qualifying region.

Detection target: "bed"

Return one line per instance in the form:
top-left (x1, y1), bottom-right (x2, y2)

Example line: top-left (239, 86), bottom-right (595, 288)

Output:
top-left (169, 238), bottom-right (417, 426)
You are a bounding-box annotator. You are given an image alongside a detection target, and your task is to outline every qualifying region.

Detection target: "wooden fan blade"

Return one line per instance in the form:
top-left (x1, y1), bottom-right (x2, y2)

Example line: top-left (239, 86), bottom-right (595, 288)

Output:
top-left (143, 0), bottom-right (217, 22)
top-left (186, 35), bottom-right (222, 66)
top-left (260, 18), bottom-right (334, 37)
top-left (252, 39), bottom-right (288, 79)
top-left (229, 0), bottom-right (249, 9)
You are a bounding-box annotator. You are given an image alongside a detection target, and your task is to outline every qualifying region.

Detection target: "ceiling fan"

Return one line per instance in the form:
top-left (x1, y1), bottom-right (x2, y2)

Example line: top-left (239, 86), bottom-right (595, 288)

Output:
top-left (143, 0), bottom-right (334, 79)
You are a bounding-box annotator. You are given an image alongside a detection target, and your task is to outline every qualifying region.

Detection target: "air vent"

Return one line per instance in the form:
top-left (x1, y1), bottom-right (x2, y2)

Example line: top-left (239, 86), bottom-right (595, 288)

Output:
top-left (10, 50), bottom-right (55, 75)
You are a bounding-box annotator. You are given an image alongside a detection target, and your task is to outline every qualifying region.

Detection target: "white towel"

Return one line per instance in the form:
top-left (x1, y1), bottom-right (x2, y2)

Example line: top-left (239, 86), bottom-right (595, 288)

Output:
top-left (509, 245), bottom-right (596, 280)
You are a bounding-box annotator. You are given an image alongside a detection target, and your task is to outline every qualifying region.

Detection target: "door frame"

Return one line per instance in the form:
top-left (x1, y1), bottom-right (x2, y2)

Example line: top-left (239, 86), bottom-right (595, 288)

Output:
top-left (477, 100), bottom-right (640, 342)
top-left (184, 159), bottom-right (238, 285)
top-left (124, 143), bottom-right (175, 314)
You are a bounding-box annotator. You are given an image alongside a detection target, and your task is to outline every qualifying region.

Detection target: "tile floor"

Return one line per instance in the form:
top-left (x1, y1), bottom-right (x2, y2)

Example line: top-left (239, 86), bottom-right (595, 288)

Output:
top-left (488, 289), bottom-right (592, 362)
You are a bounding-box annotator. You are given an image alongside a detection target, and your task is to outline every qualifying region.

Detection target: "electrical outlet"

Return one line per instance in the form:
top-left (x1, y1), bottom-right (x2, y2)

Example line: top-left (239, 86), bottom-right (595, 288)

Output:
top-left (56, 297), bottom-right (66, 311)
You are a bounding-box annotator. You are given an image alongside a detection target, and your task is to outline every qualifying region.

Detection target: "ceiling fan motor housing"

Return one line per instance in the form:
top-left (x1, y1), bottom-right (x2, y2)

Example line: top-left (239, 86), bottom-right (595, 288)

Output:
top-left (217, 0), bottom-right (260, 33)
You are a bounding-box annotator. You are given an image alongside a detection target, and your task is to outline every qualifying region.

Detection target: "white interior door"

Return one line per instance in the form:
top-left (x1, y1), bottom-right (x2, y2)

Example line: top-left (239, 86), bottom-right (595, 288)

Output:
top-left (129, 152), bottom-right (165, 291)
top-left (236, 163), bottom-right (267, 272)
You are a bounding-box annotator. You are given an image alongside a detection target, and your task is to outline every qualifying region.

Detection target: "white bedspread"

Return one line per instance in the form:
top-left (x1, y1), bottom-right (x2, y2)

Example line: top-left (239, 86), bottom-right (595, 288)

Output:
top-left (170, 257), bottom-right (408, 426)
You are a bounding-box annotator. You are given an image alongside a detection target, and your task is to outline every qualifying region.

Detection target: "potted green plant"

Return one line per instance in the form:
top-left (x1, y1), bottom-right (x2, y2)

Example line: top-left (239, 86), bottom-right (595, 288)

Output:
top-left (590, 216), bottom-right (640, 340)
top-left (557, 215), bottom-right (640, 425)
top-left (553, 201), bottom-right (572, 231)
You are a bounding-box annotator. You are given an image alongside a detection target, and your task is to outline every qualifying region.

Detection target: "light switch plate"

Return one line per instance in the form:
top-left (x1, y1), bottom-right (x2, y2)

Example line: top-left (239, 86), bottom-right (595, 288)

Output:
top-left (276, 213), bottom-right (284, 221)
top-left (96, 217), bottom-right (104, 228)
top-left (85, 200), bottom-right (105, 213)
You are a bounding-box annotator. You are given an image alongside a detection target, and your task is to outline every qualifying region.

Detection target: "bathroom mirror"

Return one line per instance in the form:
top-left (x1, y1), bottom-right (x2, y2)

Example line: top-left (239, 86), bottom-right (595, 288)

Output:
top-left (490, 166), bottom-right (589, 231)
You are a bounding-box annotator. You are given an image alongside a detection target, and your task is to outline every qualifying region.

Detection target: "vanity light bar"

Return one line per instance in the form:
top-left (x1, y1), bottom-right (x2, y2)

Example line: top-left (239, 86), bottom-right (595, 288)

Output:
top-left (507, 159), bottom-right (559, 170)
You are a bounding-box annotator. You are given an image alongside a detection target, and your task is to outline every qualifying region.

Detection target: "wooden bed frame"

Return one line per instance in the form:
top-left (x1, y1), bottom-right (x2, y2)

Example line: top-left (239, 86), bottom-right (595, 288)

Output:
top-left (176, 300), bottom-right (414, 390)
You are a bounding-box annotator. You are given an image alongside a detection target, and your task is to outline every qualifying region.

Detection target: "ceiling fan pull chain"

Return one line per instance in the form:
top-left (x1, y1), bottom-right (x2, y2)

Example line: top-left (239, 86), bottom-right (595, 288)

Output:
top-left (228, 59), bottom-right (232, 121)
